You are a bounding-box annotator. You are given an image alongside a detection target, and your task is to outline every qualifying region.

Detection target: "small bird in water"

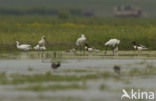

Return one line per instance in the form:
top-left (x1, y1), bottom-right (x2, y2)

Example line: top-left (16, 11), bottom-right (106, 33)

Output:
top-left (84, 43), bottom-right (100, 52)
top-left (34, 44), bottom-right (46, 51)
top-left (84, 43), bottom-right (93, 51)
top-left (51, 62), bottom-right (61, 69)
top-left (113, 65), bottom-right (120, 75)
top-left (132, 41), bottom-right (148, 51)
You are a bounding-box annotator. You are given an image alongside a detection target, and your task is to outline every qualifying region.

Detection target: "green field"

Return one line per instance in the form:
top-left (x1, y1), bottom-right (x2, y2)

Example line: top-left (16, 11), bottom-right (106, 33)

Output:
top-left (0, 16), bottom-right (156, 51)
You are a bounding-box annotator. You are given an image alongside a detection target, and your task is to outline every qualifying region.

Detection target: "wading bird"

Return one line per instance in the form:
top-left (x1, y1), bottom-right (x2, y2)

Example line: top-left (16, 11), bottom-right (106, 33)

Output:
top-left (105, 39), bottom-right (120, 55)
top-left (51, 62), bottom-right (61, 69)
top-left (132, 41), bottom-right (148, 51)
top-left (16, 41), bottom-right (32, 51)
top-left (84, 43), bottom-right (100, 52)
top-left (76, 34), bottom-right (87, 50)
top-left (34, 44), bottom-right (46, 51)
top-left (84, 43), bottom-right (93, 51)
top-left (38, 36), bottom-right (47, 47)
top-left (113, 65), bottom-right (120, 75)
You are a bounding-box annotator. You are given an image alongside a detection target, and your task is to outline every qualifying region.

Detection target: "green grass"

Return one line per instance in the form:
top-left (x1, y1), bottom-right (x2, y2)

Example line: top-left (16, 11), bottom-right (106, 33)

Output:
top-left (0, 16), bottom-right (156, 51)
top-left (62, 69), bottom-right (94, 73)
top-left (99, 84), bottom-right (108, 91)
top-left (129, 64), bottom-right (156, 76)
top-left (0, 72), bottom-right (97, 84)
top-left (27, 67), bottom-right (33, 71)
top-left (0, 71), bottom-right (113, 85)
top-left (0, 61), bottom-right (155, 85)
top-left (19, 84), bottom-right (86, 91)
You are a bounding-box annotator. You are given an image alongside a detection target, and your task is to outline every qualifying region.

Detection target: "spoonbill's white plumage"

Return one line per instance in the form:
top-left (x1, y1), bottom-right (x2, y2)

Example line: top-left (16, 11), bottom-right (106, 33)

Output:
top-left (105, 39), bottom-right (120, 55)
top-left (132, 41), bottom-right (147, 51)
top-left (105, 39), bottom-right (120, 47)
top-left (16, 41), bottom-right (32, 51)
top-left (76, 34), bottom-right (86, 46)
top-left (38, 36), bottom-right (46, 47)
top-left (34, 44), bottom-right (46, 51)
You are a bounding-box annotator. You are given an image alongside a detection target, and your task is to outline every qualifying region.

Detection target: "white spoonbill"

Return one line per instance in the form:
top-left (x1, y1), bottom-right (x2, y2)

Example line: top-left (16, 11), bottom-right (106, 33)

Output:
top-left (38, 36), bottom-right (47, 47)
top-left (34, 44), bottom-right (46, 51)
top-left (132, 41), bottom-right (148, 51)
top-left (76, 34), bottom-right (87, 46)
top-left (105, 38), bottom-right (120, 55)
top-left (16, 41), bottom-right (32, 51)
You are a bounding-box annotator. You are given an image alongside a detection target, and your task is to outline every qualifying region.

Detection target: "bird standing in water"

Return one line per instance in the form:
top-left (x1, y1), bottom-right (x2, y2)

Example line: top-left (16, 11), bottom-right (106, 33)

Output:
top-left (113, 65), bottom-right (120, 75)
top-left (76, 34), bottom-right (87, 50)
top-left (105, 39), bottom-right (120, 56)
top-left (84, 43), bottom-right (100, 52)
top-left (34, 44), bottom-right (46, 51)
top-left (132, 41), bottom-right (148, 51)
top-left (38, 36), bottom-right (48, 47)
top-left (51, 62), bottom-right (61, 69)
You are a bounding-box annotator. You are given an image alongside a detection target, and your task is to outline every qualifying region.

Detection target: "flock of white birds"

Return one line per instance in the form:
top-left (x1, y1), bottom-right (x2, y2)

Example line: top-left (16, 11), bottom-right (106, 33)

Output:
top-left (16, 36), bottom-right (46, 51)
top-left (75, 34), bottom-right (148, 55)
top-left (16, 34), bottom-right (148, 55)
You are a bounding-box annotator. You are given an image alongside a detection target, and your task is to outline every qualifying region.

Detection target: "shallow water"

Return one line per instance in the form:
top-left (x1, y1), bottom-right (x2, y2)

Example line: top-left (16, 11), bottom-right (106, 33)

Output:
top-left (0, 51), bottom-right (156, 101)
top-left (0, 56), bottom-right (155, 74)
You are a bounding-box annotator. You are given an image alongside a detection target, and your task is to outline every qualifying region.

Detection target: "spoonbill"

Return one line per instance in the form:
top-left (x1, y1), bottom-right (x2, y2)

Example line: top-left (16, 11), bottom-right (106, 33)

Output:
top-left (132, 41), bottom-right (148, 51)
top-left (34, 44), bottom-right (46, 51)
top-left (76, 34), bottom-right (86, 46)
top-left (16, 41), bottom-right (32, 51)
top-left (38, 36), bottom-right (47, 47)
top-left (105, 38), bottom-right (120, 55)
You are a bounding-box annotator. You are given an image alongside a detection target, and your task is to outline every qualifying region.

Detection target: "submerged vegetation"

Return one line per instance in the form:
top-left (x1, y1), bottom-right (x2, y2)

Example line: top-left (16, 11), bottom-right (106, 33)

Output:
top-left (0, 16), bottom-right (156, 51)
top-left (129, 64), bottom-right (156, 76)
top-left (0, 59), bottom-right (155, 101)
top-left (0, 63), bottom-right (156, 85)
top-left (19, 84), bottom-right (86, 91)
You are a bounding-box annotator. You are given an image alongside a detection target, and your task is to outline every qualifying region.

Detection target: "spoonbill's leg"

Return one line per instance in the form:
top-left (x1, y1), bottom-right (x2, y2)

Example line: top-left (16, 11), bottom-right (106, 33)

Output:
top-left (112, 47), bottom-right (115, 56)
top-left (104, 46), bottom-right (108, 56)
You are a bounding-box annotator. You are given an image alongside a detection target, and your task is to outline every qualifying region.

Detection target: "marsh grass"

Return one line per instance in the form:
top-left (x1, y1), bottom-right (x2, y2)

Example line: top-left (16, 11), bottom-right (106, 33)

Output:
top-left (37, 95), bottom-right (82, 101)
top-left (99, 84), bottom-right (108, 91)
top-left (0, 64), bottom-right (155, 85)
top-left (0, 72), bottom-right (98, 84)
top-left (28, 67), bottom-right (33, 71)
top-left (0, 71), bottom-right (115, 85)
top-left (0, 16), bottom-right (156, 51)
top-left (62, 69), bottom-right (94, 73)
top-left (19, 84), bottom-right (86, 91)
top-left (129, 64), bottom-right (156, 76)
top-left (0, 72), bottom-right (9, 84)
